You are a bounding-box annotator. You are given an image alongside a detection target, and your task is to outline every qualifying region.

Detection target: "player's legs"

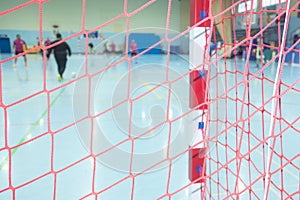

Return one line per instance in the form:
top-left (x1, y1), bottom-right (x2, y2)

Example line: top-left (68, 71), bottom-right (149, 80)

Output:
top-left (14, 58), bottom-right (18, 67)
top-left (55, 56), bottom-right (67, 81)
top-left (55, 56), bottom-right (62, 81)
top-left (14, 51), bottom-right (19, 67)
top-left (46, 50), bottom-right (50, 60)
top-left (14, 51), bottom-right (28, 68)
top-left (131, 52), bottom-right (137, 63)
top-left (58, 59), bottom-right (67, 78)
top-left (23, 55), bottom-right (28, 67)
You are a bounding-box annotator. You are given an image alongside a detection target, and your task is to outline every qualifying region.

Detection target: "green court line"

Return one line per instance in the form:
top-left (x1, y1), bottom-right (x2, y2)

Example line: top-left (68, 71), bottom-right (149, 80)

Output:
top-left (0, 87), bottom-right (66, 170)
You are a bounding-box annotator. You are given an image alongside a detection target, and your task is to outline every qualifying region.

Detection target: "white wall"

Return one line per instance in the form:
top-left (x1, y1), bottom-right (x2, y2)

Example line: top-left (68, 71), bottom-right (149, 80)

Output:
top-left (0, 0), bottom-right (182, 33)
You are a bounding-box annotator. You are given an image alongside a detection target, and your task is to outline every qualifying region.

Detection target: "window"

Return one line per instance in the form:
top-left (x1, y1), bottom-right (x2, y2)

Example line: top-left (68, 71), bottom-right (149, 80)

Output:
top-left (238, 1), bottom-right (257, 13)
top-left (262, 0), bottom-right (286, 7)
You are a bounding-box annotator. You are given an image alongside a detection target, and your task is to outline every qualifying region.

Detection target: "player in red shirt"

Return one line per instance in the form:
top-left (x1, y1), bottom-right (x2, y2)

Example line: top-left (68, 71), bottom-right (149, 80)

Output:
top-left (43, 37), bottom-right (51, 60)
top-left (13, 34), bottom-right (28, 68)
top-left (44, 38), bottom-right (51, 46)
top-left (130, 39), bottom-right (138, 63)
top-left (130, 39), bottom-right (137, 57)
top-left (110, 42), bottom-right (116, 53)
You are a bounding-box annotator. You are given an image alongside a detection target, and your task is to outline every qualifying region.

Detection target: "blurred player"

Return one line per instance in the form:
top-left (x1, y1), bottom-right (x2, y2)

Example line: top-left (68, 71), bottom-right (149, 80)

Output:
top-left (110, 41), bottom-right (116, 53)
top-left (13, 34), bottom-right (28, 68)
top-left (44, 37), bottom-right (51, 60)
top-left (37, 37), bottom-right (43, 56)
top-left (255, 38), bottom-right (264, 68)
top-left (293, 34), bottom-right (299, 44)
top-left (130, 39), bottom-right (138, 63)
top-left (47, 33), bottom-right (71, 81)
top-left (130, 39), bottom-right (137, 57)
top-left (45, 37), bottom-right (51, 46)
top-left (98, 33), bottom-right (105, 40)
top-left (88, 43), bottom-right (94, 54)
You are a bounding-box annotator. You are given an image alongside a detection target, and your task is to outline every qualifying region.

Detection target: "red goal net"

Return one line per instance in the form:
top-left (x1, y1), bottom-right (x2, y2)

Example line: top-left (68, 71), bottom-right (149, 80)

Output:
top-left (0, 0), bottom-right (299, 199)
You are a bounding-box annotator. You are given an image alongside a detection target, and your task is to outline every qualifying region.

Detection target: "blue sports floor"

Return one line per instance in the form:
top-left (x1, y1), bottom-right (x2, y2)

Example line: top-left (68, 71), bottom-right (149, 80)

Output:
top-left (0, 53), bottom-right (299, 199)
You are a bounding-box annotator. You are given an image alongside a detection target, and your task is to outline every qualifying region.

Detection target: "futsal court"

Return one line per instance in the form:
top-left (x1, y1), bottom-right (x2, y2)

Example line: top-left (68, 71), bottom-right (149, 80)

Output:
top-left (0, 0), bottom-right (299, 200)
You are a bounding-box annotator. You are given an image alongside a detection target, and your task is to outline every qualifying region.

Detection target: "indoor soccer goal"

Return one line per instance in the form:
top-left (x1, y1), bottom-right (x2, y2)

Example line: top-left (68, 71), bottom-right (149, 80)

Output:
top-left (0, 0), bottom-right (299, 199)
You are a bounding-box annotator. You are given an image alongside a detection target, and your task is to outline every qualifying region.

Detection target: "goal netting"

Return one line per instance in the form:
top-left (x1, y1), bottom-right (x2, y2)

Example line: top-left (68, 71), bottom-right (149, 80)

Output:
top-left (0, 0), bottom-right (299, 199)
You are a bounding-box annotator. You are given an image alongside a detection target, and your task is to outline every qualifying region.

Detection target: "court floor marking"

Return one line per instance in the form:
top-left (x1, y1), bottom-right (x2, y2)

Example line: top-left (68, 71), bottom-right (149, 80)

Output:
top-left (142, 82), bottom-right (164, 100)
top-left (0, 87), bottom-right (66, 170)
top-left (224, 130), bottom-right (298, 179)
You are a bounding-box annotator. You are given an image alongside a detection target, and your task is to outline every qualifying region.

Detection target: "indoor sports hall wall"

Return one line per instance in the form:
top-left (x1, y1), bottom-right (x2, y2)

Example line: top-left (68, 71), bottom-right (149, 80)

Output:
top-left (0, 0), bottom-right (190, 54)
top-left (0, 0), bottom-right (182, 32)
top-left (0, 30), bottom-right (188, 54)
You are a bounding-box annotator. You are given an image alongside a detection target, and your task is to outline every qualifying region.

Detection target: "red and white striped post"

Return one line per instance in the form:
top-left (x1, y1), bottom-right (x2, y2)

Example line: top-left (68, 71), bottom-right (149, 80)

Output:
top-left (188, 0), bottom-right (210, 199)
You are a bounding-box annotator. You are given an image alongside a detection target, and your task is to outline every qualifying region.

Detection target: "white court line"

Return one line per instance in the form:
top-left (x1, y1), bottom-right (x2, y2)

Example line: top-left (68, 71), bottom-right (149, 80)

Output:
top-left (264, 2), bottom-right (292, 200)
top-left (203, 128), bottom-right (298, 199)
top-left (225, 130), bottom-right (298, 179)
top-left (210, 129), bottom-right (299, 199)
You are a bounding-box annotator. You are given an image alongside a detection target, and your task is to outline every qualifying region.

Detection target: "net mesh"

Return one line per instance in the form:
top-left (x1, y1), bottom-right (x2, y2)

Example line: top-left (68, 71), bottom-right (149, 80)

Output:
top-left (0, 0), bottom-right (300, 199)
